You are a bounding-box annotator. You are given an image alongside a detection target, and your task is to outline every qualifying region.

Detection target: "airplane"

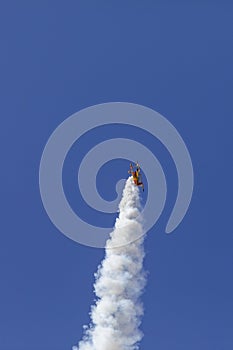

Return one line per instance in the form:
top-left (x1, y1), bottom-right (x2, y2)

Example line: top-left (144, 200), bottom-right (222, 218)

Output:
top-left (128, 162), bottom-right (144, 191)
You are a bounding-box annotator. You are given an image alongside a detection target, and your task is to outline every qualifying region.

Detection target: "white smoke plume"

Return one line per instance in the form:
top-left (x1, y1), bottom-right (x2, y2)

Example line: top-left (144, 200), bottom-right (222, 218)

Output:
top-left (73, 177), bottom-right (147, 350)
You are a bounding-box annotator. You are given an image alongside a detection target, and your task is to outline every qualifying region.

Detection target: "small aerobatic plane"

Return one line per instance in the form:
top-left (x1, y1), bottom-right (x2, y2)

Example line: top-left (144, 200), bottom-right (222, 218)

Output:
top-left (128, 162), bottom-right (144, 191)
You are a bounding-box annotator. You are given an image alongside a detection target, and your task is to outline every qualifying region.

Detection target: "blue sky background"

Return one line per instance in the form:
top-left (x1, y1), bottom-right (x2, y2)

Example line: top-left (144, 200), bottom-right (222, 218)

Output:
top-left (1, 1), bottom-right (233, 349)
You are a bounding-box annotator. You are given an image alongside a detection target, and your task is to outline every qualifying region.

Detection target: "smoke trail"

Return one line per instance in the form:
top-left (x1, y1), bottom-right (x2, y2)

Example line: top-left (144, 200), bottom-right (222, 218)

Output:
top-left (73, 177), bottom-right (147, 350)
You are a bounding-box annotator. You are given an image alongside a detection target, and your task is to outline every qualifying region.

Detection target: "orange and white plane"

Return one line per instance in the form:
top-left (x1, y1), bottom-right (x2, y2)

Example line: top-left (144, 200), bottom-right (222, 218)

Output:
top-left (128, 162), bottom-right (144, 191)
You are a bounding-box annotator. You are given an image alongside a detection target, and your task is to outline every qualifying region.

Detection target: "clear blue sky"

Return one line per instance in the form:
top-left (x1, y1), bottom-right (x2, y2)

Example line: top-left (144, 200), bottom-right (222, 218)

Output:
top-left (1, 1), bottom-right (233, 349)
